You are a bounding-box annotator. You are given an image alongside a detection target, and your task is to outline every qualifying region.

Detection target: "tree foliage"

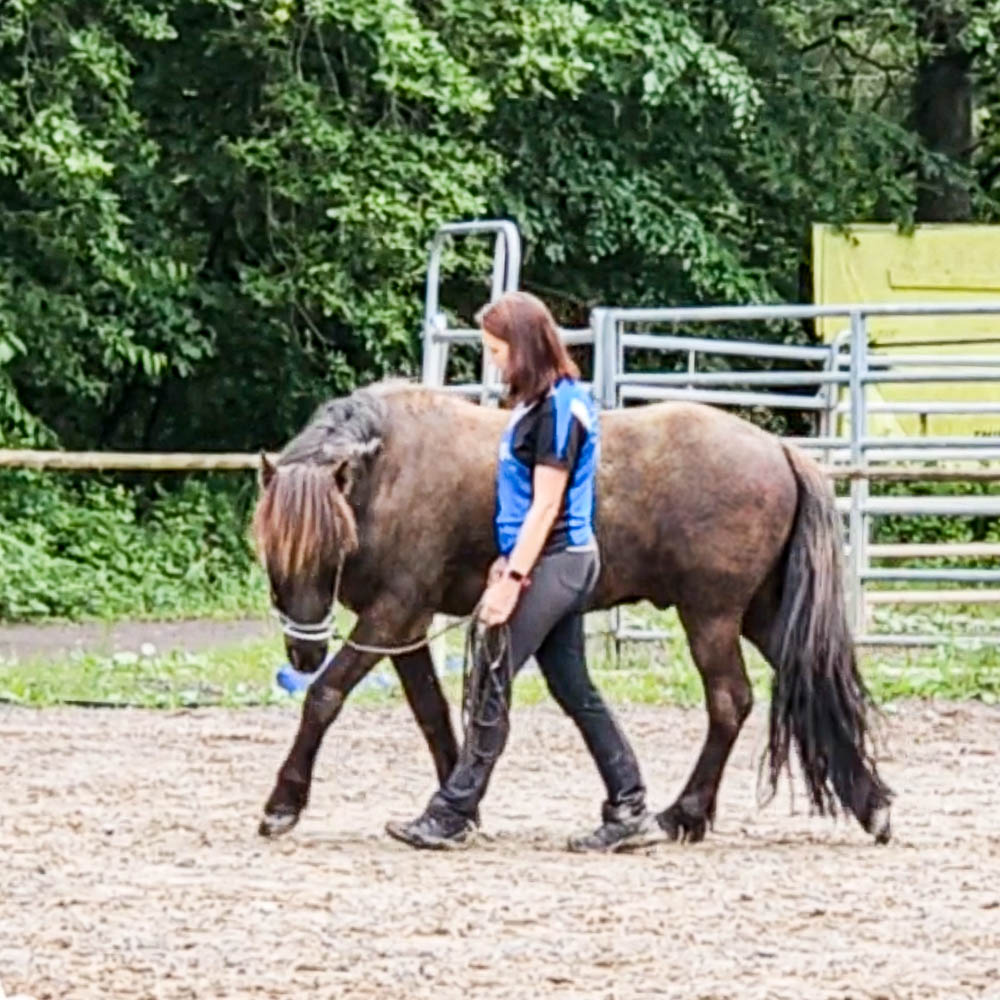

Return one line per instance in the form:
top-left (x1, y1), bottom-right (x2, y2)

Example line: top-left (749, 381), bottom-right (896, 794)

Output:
top-left (1, 0), bottom-right (997, 452)
top-left (3, 1), bottom-right (999, 622)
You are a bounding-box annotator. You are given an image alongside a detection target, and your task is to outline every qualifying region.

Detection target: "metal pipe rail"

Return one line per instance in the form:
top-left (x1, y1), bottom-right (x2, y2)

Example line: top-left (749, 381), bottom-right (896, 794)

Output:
top-left (618, 385), bottom-right (830, 410)
top-left (869, 543), bottom-right (1000, 558)
top-left (619, 332), bottom-right (831, 361)
top-left (615, 370), bottom-right (1000, 387)
top-left (421, 220), bottom-right (521, 403)
top-left (607, 302), bottom-right (1000, 321)
top-left (833, 496), bottom-right (1000, 517)
top-left (863, 568), bottom-right (1000, 583)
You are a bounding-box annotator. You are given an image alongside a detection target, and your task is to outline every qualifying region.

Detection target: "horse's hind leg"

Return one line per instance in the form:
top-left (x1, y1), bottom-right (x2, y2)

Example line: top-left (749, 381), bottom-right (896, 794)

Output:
top-left (657, 607), bottom-right (752, 843)
top-left (392, 647), bottom-right (459, 784)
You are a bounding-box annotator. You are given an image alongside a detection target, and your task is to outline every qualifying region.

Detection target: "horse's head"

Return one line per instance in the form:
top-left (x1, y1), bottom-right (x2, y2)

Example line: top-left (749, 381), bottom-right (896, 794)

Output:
top-left (252, 392), bottom-right (386, 674)
top-left (251, 454), bottom-right (357, 673)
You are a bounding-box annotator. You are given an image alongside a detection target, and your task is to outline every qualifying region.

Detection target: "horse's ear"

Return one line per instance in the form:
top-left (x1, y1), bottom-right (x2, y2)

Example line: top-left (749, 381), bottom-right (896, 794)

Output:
top-left (259, 451), bottom-right (277, 490)
top-left (332, 457), bottom-right (353, 497)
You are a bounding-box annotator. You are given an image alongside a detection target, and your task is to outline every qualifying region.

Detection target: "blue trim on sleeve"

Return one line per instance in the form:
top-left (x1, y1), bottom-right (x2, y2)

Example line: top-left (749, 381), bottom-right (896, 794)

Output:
top-left (553, 379), bottom-right (575, 460)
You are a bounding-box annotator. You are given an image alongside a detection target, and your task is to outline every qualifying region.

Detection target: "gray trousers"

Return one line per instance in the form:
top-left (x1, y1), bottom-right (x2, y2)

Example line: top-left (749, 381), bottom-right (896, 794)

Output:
top-left (432, 548), bottom-right (647, 822)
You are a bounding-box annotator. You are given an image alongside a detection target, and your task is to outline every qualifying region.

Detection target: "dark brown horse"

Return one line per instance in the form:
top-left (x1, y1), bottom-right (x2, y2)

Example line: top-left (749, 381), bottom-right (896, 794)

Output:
top-left (252, 380), bottom-right (892, 844)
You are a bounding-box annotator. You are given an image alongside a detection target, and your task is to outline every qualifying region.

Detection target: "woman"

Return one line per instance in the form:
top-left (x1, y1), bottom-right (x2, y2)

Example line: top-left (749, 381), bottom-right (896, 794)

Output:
top-left (386, 291), bottom-right (662, 853)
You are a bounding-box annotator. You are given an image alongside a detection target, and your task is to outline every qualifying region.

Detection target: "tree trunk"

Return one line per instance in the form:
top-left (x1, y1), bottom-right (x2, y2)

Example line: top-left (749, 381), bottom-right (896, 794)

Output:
top-left (912, 2), bottom-right (973, 221)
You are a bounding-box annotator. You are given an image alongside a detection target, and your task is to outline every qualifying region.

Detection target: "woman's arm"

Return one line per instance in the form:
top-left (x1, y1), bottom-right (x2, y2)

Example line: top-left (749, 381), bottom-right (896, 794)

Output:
top-left (507, 464), bottom-right (569, 576)
top-left (480, 464), bottom-right (569, 626)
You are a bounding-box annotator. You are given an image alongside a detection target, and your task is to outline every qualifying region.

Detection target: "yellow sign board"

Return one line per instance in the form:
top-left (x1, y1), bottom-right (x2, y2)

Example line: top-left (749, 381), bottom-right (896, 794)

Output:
top-left (812, 223), bottom-right (1000, 436)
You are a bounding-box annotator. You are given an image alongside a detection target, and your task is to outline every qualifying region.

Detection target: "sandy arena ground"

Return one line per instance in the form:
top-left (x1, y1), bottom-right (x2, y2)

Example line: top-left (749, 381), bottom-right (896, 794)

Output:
top-left (1, 699), bottom-right (998, 1000)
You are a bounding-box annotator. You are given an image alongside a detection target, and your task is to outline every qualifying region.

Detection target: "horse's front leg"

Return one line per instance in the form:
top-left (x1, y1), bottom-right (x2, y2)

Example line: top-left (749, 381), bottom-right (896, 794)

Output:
top-left (259, 606), bottom-right (425, 838)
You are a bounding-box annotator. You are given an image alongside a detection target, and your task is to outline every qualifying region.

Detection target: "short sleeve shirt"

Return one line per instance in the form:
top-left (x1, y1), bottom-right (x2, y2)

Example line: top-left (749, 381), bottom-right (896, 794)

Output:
top-left (494, 378), bottom-right (599, 556)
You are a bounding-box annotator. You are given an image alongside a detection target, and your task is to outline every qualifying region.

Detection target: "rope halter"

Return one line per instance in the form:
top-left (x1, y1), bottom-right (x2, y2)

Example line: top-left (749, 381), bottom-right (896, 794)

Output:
top-left (273, 607), bottom-right (335, 644)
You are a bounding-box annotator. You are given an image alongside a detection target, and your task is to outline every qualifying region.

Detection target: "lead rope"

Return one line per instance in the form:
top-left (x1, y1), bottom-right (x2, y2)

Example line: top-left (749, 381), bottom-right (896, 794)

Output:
top-left (275, 552), bottom-right (516, 743)
top-left (460, 618), bottom-right (514, 761)
top-left (275, 554), bottom-right (515, 748)
top-left (274, 552), bottom-right (479, 657)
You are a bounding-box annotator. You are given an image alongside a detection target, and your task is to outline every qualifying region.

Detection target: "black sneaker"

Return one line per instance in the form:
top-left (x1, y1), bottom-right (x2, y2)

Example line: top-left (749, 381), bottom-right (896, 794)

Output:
top-left (567, 811), bottom-right (665, 854)
top-left (385, 808), bottom-right (477, 850)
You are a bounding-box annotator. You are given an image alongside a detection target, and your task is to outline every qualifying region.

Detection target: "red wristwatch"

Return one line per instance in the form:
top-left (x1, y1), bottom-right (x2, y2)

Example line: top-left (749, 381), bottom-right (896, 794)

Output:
top-left (505, 568), bottom-right (529, 587)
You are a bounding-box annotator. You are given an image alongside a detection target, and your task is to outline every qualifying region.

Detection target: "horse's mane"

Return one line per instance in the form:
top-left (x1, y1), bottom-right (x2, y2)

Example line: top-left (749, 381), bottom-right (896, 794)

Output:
top-left (251, 386), bottom-right (394, 581)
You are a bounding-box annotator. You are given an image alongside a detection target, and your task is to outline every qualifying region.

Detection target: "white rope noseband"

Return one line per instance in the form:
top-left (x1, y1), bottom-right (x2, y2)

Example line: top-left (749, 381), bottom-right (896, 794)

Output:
top-left (273, 608), bottom-right (336, 644)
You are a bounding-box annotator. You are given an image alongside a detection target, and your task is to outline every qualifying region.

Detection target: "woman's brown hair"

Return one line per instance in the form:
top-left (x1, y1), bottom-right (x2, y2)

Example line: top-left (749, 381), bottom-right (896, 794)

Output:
top-left (476, 291), bottom-right (579, 405)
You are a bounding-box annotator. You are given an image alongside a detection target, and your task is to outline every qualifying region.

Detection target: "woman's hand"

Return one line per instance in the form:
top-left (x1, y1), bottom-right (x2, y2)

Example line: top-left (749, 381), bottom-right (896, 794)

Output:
top-left (487, 555), bottom-right (508, 586)
top-left (478, 574), bottom-right (522, 626)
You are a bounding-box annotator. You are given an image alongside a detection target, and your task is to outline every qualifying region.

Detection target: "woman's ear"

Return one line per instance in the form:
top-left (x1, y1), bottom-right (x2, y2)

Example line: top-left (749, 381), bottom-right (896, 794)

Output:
top-left (332, 457), bottom-right (353, 496)
top-left (259, 451), bottom-right (277, 490)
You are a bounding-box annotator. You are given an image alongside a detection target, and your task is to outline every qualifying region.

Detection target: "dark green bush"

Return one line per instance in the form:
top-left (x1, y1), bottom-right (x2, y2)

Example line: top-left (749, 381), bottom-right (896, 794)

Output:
top-left (0, 470), bottom-right (265, 622)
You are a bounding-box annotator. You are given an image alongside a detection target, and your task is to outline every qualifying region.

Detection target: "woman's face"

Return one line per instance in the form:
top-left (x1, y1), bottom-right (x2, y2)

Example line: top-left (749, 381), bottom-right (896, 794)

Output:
top-left (481, 329), bottom-right (510, 377)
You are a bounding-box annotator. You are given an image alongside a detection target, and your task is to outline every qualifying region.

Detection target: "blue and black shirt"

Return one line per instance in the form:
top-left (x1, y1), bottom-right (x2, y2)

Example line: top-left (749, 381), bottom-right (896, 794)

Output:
top-left (495, 377), bottom-right (599, 556)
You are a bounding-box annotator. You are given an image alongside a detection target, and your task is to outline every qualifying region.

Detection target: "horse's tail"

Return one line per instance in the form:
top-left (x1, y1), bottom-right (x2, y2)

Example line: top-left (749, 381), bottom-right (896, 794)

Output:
top-left (765, 443), bottom-right (892, 842)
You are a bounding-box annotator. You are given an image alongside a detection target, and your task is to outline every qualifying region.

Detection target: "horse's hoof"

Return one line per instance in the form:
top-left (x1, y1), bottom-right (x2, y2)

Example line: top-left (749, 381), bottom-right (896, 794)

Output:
top-left (656, 802), bottom-right (708, 844)
top-left (867, 804), bottom-right (892, 845)
top-left (259, 810), bottom-right (300, 838)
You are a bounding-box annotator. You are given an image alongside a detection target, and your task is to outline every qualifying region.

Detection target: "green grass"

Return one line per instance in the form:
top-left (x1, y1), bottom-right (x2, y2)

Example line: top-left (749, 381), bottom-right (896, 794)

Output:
top-left (1, 606), bottom-right (997, 709)
top-left (0, 641), bottom-right (289, 709)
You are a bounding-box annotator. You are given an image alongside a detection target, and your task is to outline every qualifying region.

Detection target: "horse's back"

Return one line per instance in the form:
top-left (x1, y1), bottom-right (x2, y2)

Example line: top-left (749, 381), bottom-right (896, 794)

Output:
top-left (380, 386), bottom-right (799, 614)
top-left (595, 402), bottom-right (799, 611)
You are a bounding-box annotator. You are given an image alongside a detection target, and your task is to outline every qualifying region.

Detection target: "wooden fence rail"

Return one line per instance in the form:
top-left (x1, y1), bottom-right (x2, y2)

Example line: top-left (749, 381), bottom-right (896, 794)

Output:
top-left (0, 450), bottom-right (267, 471)
top-left (1, 449), bottom-right (999, 482)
